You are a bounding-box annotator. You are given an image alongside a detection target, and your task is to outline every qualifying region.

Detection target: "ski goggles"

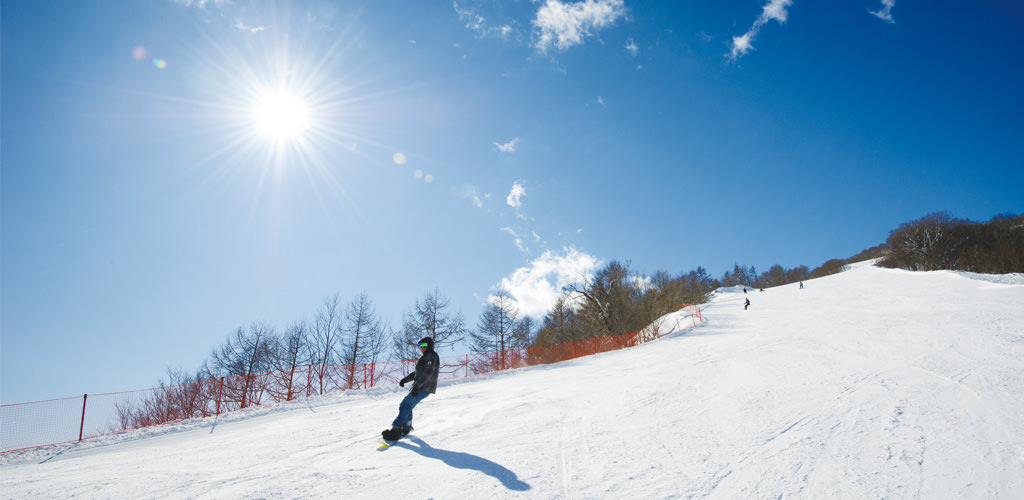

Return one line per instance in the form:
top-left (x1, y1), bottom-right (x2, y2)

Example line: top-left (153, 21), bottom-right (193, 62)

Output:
top-left (418, 342), bottom-right (429, 348)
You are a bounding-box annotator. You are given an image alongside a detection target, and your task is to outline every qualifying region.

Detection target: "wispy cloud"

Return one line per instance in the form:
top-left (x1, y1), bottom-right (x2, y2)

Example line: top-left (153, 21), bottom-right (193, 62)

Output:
top-left (497, 246), bottom-right (601, 318)
top-left (454, 1), bottom-right (516, 39)
top-left (507, 181), bottom-right (526, 209)
top-left (869, 0), bottom-right (895, 24)
top-left (234, 21), bottom-right (265, 33)
top-left (455, 184), bottom-right (488, 208)
top-left (625, 38), bottom-right (639, 56)
top-left (501, 227), bottom-right (528, 253)
top-left (172, 0), bottom-right (228, 7)
top-left (728, 0), bottom-right (793, 60)
top-left (494, 137), bottom-right (520, 153)
top-left (532, 0), bottom-right (627, 53)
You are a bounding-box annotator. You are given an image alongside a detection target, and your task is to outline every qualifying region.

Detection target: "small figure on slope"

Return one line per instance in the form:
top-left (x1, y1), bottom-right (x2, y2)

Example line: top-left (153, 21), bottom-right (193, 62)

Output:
top-left (382, 337), bottom-right (440, 442)
top-left (744, 298), bottom-right (751, 310)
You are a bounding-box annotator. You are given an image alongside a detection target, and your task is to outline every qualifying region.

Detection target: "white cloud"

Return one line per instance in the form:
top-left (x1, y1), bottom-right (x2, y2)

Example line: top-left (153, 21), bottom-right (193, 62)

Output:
top-left (869, 0), bottom-right (895, 24)
top-left (494, 137), bottom-right (520, 153)
top-left (731, 33), bottom-right (753, 57)
top-left (507, 181), bottom-right (526, 209)
top-left (728, 0), bottom-right (793, 60)
top-left (531, 0), bottom-right (627, 53)
top-left (632, 275), bottom-right (653, 292)
top-left (497, 246), bottom-right (601, 318)
top-left (762, 0), bottom-right (792, 23)
top-left (625, 38), bottom-right (639, 56)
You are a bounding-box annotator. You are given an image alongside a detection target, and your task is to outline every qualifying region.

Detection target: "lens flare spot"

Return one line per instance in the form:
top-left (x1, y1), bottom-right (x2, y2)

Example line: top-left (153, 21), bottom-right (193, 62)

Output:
top-left (393, 153), bottom-right (407, 165)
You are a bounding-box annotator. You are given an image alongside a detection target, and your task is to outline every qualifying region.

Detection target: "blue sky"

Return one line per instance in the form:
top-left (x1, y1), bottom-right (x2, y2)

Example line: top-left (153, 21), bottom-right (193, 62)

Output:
top-left (2, 0), bottom-right (1021, 404)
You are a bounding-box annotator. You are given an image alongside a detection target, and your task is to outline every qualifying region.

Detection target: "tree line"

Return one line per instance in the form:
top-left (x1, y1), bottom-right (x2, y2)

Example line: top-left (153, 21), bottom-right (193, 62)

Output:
top-left (877, 212), bottom-right (1024, 273)
top-left (116, 289), bottom-right (473, 429)
top-left (133, 245), bottom-right (880, 405)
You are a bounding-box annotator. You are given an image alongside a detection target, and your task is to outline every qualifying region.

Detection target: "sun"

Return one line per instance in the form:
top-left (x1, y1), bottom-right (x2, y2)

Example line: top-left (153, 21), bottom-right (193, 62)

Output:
top-left (252, 90), bottom-right (311, 142)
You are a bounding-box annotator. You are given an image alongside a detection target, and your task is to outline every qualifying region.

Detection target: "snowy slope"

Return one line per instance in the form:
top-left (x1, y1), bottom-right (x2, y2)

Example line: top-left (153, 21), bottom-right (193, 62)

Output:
top-left (3, 263), bottom-right (1023, 499)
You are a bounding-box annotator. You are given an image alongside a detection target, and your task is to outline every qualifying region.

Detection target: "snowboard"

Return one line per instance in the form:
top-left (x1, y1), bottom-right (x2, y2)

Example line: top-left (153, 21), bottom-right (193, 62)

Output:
top-left (376, 434), bottom-right (411, 450)
top-left (376, 428), bottom-right (411, 450)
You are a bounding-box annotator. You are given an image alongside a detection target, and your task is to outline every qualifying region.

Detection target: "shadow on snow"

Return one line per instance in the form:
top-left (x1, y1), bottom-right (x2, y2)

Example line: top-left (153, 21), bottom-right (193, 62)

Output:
top-left (395, 436), bottom-right (530, 491)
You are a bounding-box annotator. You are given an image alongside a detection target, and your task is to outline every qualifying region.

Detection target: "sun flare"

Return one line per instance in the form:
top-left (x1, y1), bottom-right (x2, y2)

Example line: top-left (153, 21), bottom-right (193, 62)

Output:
top-left (252, 90), bottom-right (311, 141)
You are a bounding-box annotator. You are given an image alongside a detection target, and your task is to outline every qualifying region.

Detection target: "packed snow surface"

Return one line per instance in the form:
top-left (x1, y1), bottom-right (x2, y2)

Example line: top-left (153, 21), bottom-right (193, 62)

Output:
top-left (3, 263), bottom-right (1023, 499)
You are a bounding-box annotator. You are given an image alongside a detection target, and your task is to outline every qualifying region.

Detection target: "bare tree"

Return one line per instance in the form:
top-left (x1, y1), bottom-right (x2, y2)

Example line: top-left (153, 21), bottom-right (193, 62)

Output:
top-left (271, 320), bottom-right (309, 401)
top-left (884, 212), bottom-right (959, 271)
top-left (209, 321), bottom-right (277, 408)
top-left (470, 291), bottom-right (520, 371)
top-left (114, 366), bottom-right (214, 431)
top-left (339, 292), bottom-right (389, 389)
top-left (307, 293), bottom-right (344, 395)
top-left (394, 288), bottom-right (468, 360)
top-left (762, 264), bottom-right (788, 288)
top-left (565, 260), bottom-right (640, 337)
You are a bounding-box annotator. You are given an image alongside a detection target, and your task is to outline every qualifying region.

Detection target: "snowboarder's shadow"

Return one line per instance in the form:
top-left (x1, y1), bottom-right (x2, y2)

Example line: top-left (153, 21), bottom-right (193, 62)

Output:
top-left (396, 436), bottom-right (531, 491)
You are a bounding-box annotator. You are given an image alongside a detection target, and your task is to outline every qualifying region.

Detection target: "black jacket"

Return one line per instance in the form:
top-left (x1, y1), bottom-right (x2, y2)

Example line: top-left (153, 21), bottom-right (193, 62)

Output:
top-left (401, 349), bottom-right (440, 394)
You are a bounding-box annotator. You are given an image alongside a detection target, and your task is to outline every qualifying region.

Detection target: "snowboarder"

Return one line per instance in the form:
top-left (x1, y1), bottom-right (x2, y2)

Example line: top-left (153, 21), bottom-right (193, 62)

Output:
top-left (744, 298), bottom-right (751, 310)
top-left (799, 282), bottom-right (805, 289)
top-left (382, 337), bottom-right (440, 442)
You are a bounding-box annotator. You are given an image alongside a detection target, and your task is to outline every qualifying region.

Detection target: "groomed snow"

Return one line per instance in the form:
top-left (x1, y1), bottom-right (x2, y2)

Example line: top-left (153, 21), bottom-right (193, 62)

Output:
top-left (2, 263), bottom-right (1023, 499)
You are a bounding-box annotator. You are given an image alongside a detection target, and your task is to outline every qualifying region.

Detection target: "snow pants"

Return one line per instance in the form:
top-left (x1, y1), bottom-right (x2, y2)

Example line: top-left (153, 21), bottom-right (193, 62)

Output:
top-left (391, 389), bottom-right (430, 429)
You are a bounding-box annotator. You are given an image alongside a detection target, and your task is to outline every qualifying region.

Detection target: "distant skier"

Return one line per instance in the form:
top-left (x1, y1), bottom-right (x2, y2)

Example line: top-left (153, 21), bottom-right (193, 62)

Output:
top-left (744, 298), bottom-right (751, 310)
top-left (382, 337), bottom-right (440, 441)
top-left (799, 282), bottom-right (805, 289)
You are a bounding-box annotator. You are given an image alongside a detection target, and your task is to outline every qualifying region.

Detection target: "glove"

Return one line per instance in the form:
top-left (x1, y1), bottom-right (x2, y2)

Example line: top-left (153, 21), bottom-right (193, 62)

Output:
top-left (399, 374), bottom-right (414, 387)
top-left (411, 388), bottom-right (419, 397)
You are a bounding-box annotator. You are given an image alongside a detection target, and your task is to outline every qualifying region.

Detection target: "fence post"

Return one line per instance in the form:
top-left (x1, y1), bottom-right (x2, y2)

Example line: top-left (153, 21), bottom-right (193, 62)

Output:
top-left (79, 394), bottom-right (88, 441)
top-left (216, 378), bottom-right (224, 416)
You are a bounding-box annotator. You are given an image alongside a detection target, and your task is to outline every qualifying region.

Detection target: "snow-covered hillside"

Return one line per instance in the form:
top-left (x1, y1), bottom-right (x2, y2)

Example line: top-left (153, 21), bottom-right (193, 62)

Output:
top-left (3, 263), bottom-right (1023, 499)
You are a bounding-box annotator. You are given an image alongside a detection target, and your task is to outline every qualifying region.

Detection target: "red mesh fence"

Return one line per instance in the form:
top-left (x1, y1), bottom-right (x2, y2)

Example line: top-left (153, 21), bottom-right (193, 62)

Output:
top-left (1, 305), bottom-right (700, 453)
